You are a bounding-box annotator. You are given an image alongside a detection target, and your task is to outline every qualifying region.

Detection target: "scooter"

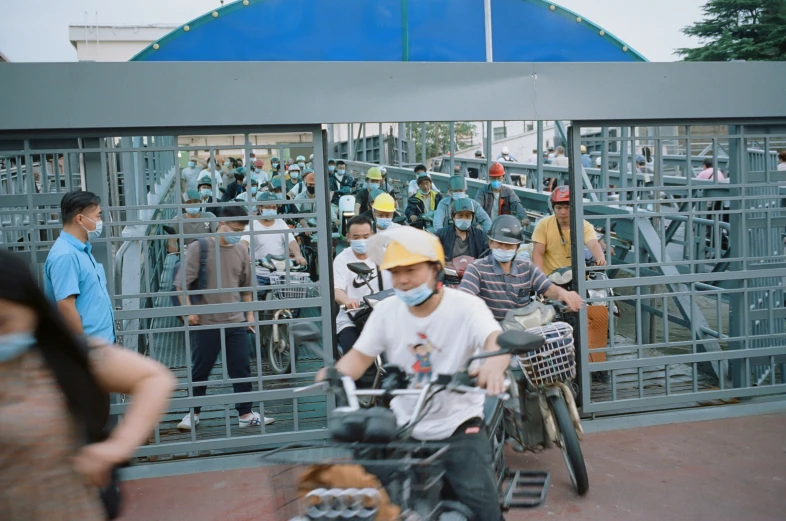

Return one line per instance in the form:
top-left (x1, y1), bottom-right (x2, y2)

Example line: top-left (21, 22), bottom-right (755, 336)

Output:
top-left (443, 255), bottom-right (474, 288)
top-left (261, 329), bottom-right (553, 521)
top-left (500, 301), bottom-right (589, 496)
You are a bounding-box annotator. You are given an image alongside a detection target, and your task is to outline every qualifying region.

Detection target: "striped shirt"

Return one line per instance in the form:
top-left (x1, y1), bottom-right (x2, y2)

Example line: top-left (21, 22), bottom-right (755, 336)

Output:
top-left (459, 256), bottom-right (552, 321)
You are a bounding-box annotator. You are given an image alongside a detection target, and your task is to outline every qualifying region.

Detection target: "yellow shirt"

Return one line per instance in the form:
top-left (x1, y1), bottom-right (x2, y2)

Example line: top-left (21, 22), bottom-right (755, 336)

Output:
top-left (531, 215), bottom-right (596, 275)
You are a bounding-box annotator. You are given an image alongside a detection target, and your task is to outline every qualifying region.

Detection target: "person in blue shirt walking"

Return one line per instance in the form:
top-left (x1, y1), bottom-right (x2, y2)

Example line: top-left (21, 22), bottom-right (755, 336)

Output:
top-left (44, 190), bottom-right (115, 343)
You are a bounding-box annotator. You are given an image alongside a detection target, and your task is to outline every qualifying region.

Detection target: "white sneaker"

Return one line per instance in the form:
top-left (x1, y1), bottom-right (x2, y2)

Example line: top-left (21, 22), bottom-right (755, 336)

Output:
top-left (239, 411), bottom-right (275, 428)
top-left (177, 413), bottom-right (199, 431)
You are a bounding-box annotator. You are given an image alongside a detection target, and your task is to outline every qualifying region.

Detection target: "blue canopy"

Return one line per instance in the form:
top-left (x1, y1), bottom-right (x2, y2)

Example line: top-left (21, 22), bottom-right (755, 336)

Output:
top-left (132, 0), bottom-right (645, 62)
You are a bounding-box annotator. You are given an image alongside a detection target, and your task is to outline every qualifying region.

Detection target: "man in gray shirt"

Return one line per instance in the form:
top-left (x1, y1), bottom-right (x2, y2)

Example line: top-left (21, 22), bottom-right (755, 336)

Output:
top-left (175, 205), bottom-right (274, 430)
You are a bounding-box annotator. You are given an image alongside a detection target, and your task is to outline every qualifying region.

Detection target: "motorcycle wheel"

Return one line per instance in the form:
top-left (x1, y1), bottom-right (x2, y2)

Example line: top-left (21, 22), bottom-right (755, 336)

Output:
top-left (267, 320), bottom-right (292, 374)
top-left (547, 393), bottom-right (589, 496)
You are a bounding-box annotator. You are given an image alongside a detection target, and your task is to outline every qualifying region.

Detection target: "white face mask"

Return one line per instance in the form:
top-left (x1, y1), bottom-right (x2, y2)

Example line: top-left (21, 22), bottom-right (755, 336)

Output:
top-left (80, 215), bottom-right (103, 240)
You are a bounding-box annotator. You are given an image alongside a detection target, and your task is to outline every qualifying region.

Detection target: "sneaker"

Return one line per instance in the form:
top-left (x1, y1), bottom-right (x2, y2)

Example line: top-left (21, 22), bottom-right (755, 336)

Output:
top-left (177, 413), bottom-right (199, 431)
top-left (239, 411), bottom-right (275, 428)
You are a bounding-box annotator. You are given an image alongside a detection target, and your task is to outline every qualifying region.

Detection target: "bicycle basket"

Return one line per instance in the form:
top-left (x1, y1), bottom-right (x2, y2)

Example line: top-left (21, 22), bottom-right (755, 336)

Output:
top-left (269, 272), bottom-right (312, 299)
top-left (516, 322), bottom-right (576, 385)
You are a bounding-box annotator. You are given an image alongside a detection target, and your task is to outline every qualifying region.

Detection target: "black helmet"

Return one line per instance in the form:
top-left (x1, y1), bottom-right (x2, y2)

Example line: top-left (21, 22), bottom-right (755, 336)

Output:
top-left (488, 215), bottom-right (523, 245)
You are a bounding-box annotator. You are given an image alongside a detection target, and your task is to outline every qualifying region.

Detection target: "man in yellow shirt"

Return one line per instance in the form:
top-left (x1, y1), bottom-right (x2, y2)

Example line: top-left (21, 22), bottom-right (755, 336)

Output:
top-left (531, 186), bottom-right (606, 276)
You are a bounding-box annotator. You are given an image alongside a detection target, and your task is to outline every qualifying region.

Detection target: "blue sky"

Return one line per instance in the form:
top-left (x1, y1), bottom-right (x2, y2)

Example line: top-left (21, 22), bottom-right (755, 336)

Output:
top-left (0, 0), bottom-right (703, 62)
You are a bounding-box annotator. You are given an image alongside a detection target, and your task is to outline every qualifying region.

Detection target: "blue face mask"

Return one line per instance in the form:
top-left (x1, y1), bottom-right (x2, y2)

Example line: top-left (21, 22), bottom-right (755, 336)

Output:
top-left (251, 187), bottom-right (258, 195)
top-left (261, 208), bottom-right (278, 218)
top-left (368, 182), bottom-right (380, 191)
top-left (420, 188), bottom-right (430, 196)
top-left (337, 169), bottom-right (346, 176)
top-left (490, 180), bottom-right (502, 190)
top-left (290, 172), bottom-right (300, 180)
top-left (0, 331), bottom-right (36, 362)
top-left (452, 192), bottom-right (467, 200)
top-left (350, 239), bottom-right (368, 255)
top-left (272, 163), bottom-right (280, 170)
top-left (200, 188), bottom-right (212, 198)
top-left (224, 234), bottom-right (242, 245)
top-left (394, 282), bottom-right (434, 307)
top-left (188, 161), bottom-right (196, 168)
top-left (376, 218), bottom-right (392, 230)
top-left (492, 248), bottom-right (517, 263)
top-left (185, 207), bottom-right (201, 215)
top-left (328, 165), bottom-right (335, 172)
top-left (455, 219), bottom-right (472, 231)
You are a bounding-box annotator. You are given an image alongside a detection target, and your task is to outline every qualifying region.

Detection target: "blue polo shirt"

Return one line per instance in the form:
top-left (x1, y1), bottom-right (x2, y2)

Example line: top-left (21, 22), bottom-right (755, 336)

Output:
top-left (44, 231), bottom-right (116, 343)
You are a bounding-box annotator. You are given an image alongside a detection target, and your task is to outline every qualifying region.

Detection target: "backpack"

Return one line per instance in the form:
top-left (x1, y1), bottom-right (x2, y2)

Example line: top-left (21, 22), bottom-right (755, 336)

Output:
top-left (170, 237), bottom-right (209, 310)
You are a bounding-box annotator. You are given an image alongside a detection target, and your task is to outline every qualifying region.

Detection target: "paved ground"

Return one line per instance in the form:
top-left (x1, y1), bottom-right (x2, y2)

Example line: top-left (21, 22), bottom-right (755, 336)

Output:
top-left (119, 413), bottom-right (786, 521)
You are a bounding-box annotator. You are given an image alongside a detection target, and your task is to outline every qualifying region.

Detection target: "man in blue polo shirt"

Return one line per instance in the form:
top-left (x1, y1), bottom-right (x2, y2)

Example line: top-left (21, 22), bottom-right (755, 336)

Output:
top-left (459, 215), bottom-right (583, 321)
top-left (44, 190), bottom-right (115, 343)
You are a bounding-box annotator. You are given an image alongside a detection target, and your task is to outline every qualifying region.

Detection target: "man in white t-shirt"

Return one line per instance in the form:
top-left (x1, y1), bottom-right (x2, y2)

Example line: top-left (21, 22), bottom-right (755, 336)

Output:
top-left (333, 215), bottom-right (392, 353)
top-left (240, 192), bottom-right (306, 285)
top-left (318, 226), bottom-right (507, 521)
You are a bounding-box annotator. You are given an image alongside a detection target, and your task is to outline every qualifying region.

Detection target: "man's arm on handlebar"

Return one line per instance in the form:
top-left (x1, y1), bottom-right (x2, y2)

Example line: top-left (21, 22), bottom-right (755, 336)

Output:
top-left (587, 238), bottom-right (607, 266)
top-left (316, 349), bottom-right (376, 382)
top-left (543, 284), bottom-right (584, 312)
top-left (288, 239), bottom-right (306, 265)
top-left (334, 288), bottom-right (359, 309)
top-left (473, 330), bottom-right (509, 396)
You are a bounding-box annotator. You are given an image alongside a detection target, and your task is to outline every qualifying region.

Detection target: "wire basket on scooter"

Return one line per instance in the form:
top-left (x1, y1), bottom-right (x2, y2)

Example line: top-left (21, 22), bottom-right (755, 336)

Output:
top-left (516, 322), bottom-right (576, 386)
top-left (269, 272), bottom-right (313, 300)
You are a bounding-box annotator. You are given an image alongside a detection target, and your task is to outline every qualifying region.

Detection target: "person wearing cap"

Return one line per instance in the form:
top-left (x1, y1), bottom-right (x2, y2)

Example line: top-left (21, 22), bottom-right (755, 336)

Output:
top-left (268, 176), bottom-right (299, 218)
top-left (496, 146), bottom-right (517, 163)
top-left (167, 189), bottom-right (219, 254)
top-left (435, 198), bottom-right (488, 262)
top-left (252, 159), bottom-right (269, 186)
top-left (268, 156), bottom-right (282, 180)
top-left (329, 159), bottom-right (356, 205)
top-left (460, 215), bottom-right (584, 321)
top-left (580, 145), bottom-right (592, 168)
top-left (288, 167), bottom-right (313, 200)
top-left (405, 171), bottom-right (443, 225)
top-left (474, 162), bottom-right (527, 222)
top-left (467, 150), bottom-right (483, 179)
top-left (531, 186), bottom-right (606, 277)
top-left (362, 191), bottom-right (402, 232)
top-left (635, 154), bottom-right (648, 173)
top-left (240, 191), bottom-right (306, 287)
top-left (285, 163), bottom-right (301, 192)
top-left (295, 155), bottom-right (307, 170)
top-left (355, 166), bottom-right (384, 215)
top-left (196, 174), bottom-right (221, 216)
top-left (294, 171), bottom-right (317, 212)
top-left (407, 163), bottom-right (441, 197)
top-left (181, 156), bottom-right (206, 194)
top-left (318, 226), bottom-right (510, 521)
top-left (433, 175), bottom-right (492, 233)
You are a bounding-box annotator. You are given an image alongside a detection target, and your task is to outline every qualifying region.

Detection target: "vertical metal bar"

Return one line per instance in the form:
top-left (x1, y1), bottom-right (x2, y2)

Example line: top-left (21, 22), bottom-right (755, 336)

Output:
top-left (379, 122), bottom-right (384, 164)
top-left (536, 120), bottom-right (543, 192)
top-left (420, 122), bottom-right (427, 165)
top-left (363, 123), bottom-right (367, 163)
top-left (484, 0), bottom-right (493, 62)
top-left (348, 123), bottom-right (354, 160)
top-left (397, 122), bottom-right (405, 167)
top-left (485, 120), bottom-right (493, 179)
top-left (449, 122), bottom-right (456, 175)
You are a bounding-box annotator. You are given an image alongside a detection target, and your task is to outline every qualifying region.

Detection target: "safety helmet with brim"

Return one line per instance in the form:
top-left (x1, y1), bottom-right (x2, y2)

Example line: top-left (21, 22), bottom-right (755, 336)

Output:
top-left (488, 215), bottom-right (523, 245)
top-left (451, 198), bottom-right (475, 215)
top-left (373, 193), bottom-right (396, 213)
top-left (369, 226), bottom-right (445, 270)
top-left (448, 175), bottom-right (467, 192)
top-left (366, 167), bottom-right (383, 181)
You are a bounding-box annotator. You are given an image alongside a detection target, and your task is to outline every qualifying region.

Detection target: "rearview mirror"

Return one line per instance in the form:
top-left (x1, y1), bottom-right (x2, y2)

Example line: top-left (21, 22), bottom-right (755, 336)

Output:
top-left (348, 262), bottom-right (374, 276)
top-left (498, 329), bottom-right (545, 355)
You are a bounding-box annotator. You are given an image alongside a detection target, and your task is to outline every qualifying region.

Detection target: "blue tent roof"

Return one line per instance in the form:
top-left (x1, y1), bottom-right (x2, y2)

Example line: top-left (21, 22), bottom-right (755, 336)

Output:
top-left (132, 0), bottom-right (646, 62)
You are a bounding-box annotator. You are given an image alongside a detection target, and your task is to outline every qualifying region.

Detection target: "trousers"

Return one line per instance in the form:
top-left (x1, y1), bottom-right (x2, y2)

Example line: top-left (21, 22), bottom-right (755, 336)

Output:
top-left (191, 326), bottom-right (252, 416)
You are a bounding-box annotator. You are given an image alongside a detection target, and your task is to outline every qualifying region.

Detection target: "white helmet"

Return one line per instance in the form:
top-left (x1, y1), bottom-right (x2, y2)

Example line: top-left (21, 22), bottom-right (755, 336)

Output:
top-left (595, 156), bottom-right (602, 167)
top-left (502, 146), bottom-right (510, 155)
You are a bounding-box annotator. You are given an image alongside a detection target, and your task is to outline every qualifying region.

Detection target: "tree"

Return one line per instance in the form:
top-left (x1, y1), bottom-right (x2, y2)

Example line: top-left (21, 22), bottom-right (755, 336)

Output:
top-left (676, 0), bottom-right (786, 61)
top-left (410, 122), bottom-right (477, 163)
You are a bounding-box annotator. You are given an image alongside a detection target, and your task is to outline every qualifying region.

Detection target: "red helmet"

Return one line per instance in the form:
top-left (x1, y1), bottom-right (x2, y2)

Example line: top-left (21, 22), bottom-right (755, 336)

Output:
top-left (489, 162), bottom-right (505, 177)
top-left (551, 186), bottom-right (570, 204)
top-left (253, 159), bottom-right (264, 168)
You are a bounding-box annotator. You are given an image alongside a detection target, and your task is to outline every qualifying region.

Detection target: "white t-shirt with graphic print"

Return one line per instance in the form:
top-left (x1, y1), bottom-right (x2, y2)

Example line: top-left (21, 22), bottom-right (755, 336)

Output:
top-left (333, 247), bottom-right (393, 334)
top-left (353, 287), bottom-right (502, 440)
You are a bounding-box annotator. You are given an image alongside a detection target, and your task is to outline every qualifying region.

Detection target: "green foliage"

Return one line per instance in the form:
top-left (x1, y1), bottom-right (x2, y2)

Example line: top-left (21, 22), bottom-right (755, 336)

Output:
top-left (411, 122), bottom-right (477, 162)
top-left (676, 0), bottom-right (786, 61)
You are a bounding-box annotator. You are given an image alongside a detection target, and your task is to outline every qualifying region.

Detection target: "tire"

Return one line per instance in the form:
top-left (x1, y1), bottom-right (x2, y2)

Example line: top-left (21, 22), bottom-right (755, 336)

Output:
top-left (547, 393), bottom-right (589, 495)
top-left (267, 320), bottom-right (292, 374)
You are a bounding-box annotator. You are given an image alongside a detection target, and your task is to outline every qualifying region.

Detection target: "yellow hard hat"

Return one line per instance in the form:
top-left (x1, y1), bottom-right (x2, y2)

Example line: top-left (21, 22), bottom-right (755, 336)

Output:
top-left (366, 166), bottom-right (383, 181)
top-left (580, 145), bottom-right (587, 154)
top-left (372, 193), bottom-right (396, 212)
top-left (375, 227), bottom-right (445, 270)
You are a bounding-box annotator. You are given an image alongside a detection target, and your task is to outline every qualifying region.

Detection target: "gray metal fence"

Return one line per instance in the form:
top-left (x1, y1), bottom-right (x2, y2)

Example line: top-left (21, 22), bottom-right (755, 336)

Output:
top-left (1, 128), bottom-right (336, 462)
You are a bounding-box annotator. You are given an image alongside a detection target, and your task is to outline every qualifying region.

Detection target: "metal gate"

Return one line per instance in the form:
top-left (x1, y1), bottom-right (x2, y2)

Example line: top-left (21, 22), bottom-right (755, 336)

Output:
top-left (569, 121), bottom-right (786, 415)
top-left (0, 127), bottom-right (336, 460)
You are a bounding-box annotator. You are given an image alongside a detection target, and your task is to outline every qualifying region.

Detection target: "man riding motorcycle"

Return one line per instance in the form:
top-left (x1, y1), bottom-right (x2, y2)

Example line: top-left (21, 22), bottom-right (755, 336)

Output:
top-left (433, 174), bottom-right (492, 233)
top-left (405, 172), bottom-right (442, 226)
top-left (531, 186), bottom-right (606, 279)
top-left (435, 198), bottom-right (488, 262)
top-left (318, 226), bottom-right (508, 521)
top-left (361, 192), bottom-right (402, 233)
top-left (459, 215), bottom-right (584, 321)
top-left (474, 162), bottom-right (527, 222)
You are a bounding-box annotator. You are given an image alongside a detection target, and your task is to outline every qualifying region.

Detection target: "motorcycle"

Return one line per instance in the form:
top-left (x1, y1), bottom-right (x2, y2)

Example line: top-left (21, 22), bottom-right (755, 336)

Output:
top-left (500, 301), bottom-right (589, 496)
top-left (261, 329), bottom-right (552, 520)
top-left (443, 255), bottom-right (474, 288)
top-left (339, 262), bottom-right (396, 407)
